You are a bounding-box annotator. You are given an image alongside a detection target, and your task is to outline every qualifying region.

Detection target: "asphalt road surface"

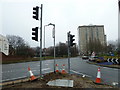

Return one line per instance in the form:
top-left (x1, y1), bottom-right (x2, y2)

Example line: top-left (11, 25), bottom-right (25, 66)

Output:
top-left (2, 57), bottom-right (119, 87)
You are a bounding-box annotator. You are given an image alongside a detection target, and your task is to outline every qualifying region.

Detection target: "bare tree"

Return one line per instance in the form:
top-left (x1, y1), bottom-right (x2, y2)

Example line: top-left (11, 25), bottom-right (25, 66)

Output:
top-left (7, 35), bottom-right (25, 49)
top-left (46, 42), bottom-right (78, 57)
top-left (86, 38), bottom-right (106, 55)
top-left (6, 35), bottom-right (34, 57)
top-left (56, 42), bottom-right (68, 57)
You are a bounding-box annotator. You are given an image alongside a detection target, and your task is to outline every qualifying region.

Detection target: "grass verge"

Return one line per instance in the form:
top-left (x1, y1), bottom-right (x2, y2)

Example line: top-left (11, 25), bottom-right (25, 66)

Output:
top-left (2, 56), bottom-right (67, 64)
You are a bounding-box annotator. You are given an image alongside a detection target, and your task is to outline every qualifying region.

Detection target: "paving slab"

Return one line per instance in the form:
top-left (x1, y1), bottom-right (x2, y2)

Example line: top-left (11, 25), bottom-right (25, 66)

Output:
top-left (47, 79), bottom-right (74, 87)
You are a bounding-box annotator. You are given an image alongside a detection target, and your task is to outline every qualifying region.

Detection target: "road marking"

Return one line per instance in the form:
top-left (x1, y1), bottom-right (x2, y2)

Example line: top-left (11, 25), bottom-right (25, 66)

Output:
top-left (32, 70), bottom-right (37, 72)
top-left (3, 68), bottom-right (51, 74)
top-left (44, 70), bottom-right (53, 74)
top-left (2, 69), bottom-right (52, 82)
top-left (3, 70), bottom-right (13, 73)
top-left (37, 65), bottom-right (40, 66)
top-left (102, 67), bottom-right (119, 70)
top-left (70, 70), bottom-right (91, 77)
top-left (32, 68), bottom-right (50, 72)
top-left (2, 79), bottom-right (11, 82)
top-left (42, 68), bottom-right (50, 71)
top-left (113, 69), bottom-right (118, 71)
top-left (103, 67), bottom-right (107, 68)
top-left (2, 76), bottom-right (27, 82)
top-left (2, 68), bottom-right (50, 82)
top-left (45, 64), bottom-right (49, 65)
top-left (9, 64), bottom-right (16, 65)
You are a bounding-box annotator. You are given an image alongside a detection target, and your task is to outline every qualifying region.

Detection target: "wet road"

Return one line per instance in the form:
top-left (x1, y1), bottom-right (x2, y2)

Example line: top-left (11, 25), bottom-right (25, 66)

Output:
top-left (2, 57), bottom-right (119, 87)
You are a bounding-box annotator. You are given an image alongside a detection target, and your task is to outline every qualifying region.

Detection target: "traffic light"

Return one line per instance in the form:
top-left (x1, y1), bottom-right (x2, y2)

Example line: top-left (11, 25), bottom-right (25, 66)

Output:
top-left (70, 34), bottom-right (75, 47)
top-left (32, 27), bottom-right (38, 41)
top-left (33, 6), bottom-right (39, 20)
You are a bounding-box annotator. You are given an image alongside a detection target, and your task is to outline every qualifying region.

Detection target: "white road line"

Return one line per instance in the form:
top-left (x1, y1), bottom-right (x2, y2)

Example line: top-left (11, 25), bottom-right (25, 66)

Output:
top-left (113, 69), bottom-right (118, 71)
top-left (2, 76), bottom-right (27, 82)
top-left (44, 70), bottom-right (53, 74)
top-left (70, 70), bottom-right (91, 77)
top-left (3, 70), bottom-right (13, 73)
top-left (32, 68), bottom-right (50, 72)
top-left (9, 64), bottom-right (16, 65)
top-left (45, 64), bottom-right (49, 65)
top-left (103, 67), bottom-right (107, 68)
top-left (42, 68), bottom-right (50, 71)
top-left (2, 79), bottom-right (12, 82)
top-left (32, 70), bottom-right (37, 72)
top-left (103, 67), bottom-right (119, 70)
top-left (3, 68), bottom-right (51, 73)
top-left (2, 68), bottom-right (50, 82)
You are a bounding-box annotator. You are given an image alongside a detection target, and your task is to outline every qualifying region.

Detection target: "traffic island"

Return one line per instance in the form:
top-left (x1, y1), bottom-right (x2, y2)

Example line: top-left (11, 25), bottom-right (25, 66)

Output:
top-left (1, 72), bottom-right (116, 89)
top-left (87, 61), bottom-right (120, 69)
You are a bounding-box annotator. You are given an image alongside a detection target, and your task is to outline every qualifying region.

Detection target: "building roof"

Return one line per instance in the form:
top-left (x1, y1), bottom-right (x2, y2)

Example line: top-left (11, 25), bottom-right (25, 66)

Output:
top-left (78, 25), bottom-right (104, 28)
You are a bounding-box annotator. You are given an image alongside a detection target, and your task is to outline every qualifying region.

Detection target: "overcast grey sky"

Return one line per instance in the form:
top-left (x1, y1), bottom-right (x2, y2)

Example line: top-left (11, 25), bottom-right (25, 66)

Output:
top-left (0, 0), bottom-right (118, 47)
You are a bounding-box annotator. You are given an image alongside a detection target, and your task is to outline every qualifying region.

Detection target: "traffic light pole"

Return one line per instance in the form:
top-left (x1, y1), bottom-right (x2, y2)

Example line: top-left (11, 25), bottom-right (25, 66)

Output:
top-left (40, 4), bottom-right (43, 78)
top-left (67, 31), bottom-right (70, 74)
top-left (32, 4), bottom-right (43, 78)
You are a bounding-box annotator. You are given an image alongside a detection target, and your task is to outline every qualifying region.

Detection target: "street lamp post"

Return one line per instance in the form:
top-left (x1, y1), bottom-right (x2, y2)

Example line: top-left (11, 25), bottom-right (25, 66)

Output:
top-left (48, 23), bottom-right (56, 73)
top-left (44, 25), bottom-right (49, 59)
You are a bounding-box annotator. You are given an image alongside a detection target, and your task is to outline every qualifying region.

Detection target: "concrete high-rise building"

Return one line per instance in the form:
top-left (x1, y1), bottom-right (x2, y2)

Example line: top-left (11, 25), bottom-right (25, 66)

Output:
top-left (78, 25), bottom-right (106, 54)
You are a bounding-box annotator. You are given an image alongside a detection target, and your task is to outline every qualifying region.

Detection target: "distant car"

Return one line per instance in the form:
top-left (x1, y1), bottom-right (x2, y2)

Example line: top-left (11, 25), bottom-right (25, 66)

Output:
top-left (82, 56), bottom-right (89, 59)
top-left (89, 56), bottom-right (98, 61)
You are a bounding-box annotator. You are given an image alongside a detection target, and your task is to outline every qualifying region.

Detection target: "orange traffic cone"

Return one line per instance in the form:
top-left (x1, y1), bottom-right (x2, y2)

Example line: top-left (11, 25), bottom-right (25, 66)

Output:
top-left (61, 64), bottom-right (67, 74)
top-left (28, 66), bottom-right (37, 81)
top-left (95, 67), bottom-right (101, 83)
top-left (55, 64), bottom-right (59, 72)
